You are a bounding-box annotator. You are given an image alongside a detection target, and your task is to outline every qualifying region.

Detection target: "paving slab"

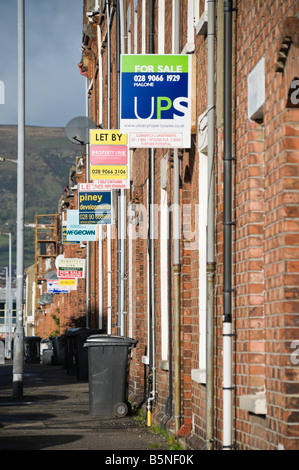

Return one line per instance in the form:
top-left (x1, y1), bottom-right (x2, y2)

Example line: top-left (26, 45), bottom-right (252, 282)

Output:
top-left (0, 361), bottom-right (169, 451)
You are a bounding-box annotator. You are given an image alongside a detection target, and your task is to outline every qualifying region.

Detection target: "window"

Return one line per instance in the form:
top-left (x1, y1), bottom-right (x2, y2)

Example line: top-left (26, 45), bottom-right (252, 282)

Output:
top-left (248, 57), bottom-right (265, 123)
top-left (158, 0), bottom-right (165, 54)
top-left (195, 0), bottom-right (208, 36)
top-left (0, 302), bottom-right (5, 325)
top-left (12, 301), bottom-right (16, 325)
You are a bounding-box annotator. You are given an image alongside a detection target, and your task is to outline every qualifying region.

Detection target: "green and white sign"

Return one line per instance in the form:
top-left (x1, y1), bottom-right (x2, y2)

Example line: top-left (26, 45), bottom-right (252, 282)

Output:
top-left (120, 54), bottom-right (192, 148)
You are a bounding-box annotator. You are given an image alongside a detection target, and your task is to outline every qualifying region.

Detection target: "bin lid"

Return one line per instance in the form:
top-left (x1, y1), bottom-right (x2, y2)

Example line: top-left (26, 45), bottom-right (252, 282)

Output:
top-left (66, 328), bottom-right (103, 336)
top-left (66, 328), bottom-right (91, 336)
top-left (85, 334), bottom-right (138, 347)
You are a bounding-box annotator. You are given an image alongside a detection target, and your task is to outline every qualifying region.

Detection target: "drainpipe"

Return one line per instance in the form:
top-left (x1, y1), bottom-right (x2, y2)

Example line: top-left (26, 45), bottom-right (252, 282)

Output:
top-left (147, 0), bottom-right (156, 427)
top-left (106, 0), bottom-right (112, 334)
top-left (206, 0), bottom-right (216, 451)
top-left (107, 0), bottom-right (111, 128)
top-left (116, 0), bottom-right (126, 337)
top-left (97, 7), bottom-right (104, 330)
top-left (86, 74), bottom-right (91, 328)
top-left (116, 0), bottom-right (122, 335)
top-left (161, 154), bottom-right (173, 430)
top-left (119, 0), bottom-right (126, 337)
top-left (172, 0), bottom-right (181, 437)
top-left (223, 0), bottom-right (233, 450)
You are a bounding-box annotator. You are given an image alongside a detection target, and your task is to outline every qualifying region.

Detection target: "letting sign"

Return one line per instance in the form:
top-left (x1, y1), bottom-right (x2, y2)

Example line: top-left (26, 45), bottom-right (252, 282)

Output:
top-left (89, 130), bottom-right (129, 189)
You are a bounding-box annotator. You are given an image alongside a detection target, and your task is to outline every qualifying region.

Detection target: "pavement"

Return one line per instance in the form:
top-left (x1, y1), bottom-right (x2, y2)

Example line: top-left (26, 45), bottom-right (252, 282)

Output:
top-left (0, 360), bottom-right (172, 453)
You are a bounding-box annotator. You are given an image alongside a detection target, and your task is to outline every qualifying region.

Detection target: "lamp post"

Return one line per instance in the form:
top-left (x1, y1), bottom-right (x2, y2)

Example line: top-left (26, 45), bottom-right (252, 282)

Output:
top-left (0, 233), bottom-right (12, 359)
top-left (13, 0), bottom-right (25, 399)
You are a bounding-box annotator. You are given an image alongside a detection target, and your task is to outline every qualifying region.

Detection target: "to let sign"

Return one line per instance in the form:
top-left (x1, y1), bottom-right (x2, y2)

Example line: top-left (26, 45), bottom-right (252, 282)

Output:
top-left (89, 130), bottom-right (129, 189)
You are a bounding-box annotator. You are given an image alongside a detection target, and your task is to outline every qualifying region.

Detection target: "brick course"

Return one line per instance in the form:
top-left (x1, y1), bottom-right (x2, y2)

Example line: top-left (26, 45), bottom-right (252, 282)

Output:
top-left (32, 0), bottom-right (299, 451)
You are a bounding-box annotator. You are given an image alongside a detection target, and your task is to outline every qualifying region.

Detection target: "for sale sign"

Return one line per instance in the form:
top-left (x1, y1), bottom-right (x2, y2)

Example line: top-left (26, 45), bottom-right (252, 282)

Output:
top-left (120, 54), bottom-right (192, 148)
top-left (57, 258), bottom-right (85, 279)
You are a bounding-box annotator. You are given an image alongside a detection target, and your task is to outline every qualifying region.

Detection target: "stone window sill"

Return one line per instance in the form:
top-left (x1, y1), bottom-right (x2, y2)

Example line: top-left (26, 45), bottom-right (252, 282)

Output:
top-left (239, 393), bottom-right (267, 415)
top-left (159, 360), bottom-right (169, 371)
top-left (191, 368), bottom-right (206, 385)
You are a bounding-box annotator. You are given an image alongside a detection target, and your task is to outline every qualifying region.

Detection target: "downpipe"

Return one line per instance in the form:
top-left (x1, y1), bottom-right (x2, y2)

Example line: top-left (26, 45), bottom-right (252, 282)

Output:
top-left (172, 0), bottom-right (181, 438)
top-left (147, 0), bottom-right (156, 427)
top-left (206, 0), bottom-right (216, 451)
top-left (116, 0), bottom-right (121, 335)
top-left (106, 0), bottom-right (112, 333)
top-left (160, 167), bottom-right (173, 431)
top-left (173, 262), bottom-right (181, 436)
top-left (223, 0), bottom-right (234, 450)
top-left (118, 0), bottom-right (126, 337)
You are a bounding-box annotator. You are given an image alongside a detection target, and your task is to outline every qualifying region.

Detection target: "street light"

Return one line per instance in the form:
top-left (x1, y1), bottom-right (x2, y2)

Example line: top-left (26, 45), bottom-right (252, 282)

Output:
top-left (13, 0), bottom-right (25, 399)
top-left (0, 157), bottom-right (18, 164)
top-left (0, 233), bottom-right (12, 359)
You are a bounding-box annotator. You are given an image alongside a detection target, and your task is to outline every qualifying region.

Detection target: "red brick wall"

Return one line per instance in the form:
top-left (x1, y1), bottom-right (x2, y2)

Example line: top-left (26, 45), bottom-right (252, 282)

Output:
top-left (231, 0), bottom-right (299, 450)
top-left (34, 0), bottom-right (299, 451)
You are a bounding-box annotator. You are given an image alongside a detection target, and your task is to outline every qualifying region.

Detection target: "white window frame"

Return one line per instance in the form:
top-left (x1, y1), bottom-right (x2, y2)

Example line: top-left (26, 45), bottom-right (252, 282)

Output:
top-left (160, 156), bottom-right (169, 364)
top-left (191, 111), bottom-right (208, 385)
top-left (195, 0), bottom-right (208, 36)
top-left (158, 0), bottom-right (165, 54)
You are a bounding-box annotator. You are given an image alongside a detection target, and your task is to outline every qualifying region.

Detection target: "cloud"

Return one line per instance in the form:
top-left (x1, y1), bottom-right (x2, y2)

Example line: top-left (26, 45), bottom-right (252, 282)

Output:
top-left (0, 0), bottom-right (86, 127)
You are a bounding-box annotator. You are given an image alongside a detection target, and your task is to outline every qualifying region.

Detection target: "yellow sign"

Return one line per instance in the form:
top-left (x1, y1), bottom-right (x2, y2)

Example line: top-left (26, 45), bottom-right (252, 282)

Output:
top-left (90, 165), bottom-right (128, 180)
top-left (59, 279), bottom-right (76, 287)
top-left (90, 129), bottom-right (127, 145)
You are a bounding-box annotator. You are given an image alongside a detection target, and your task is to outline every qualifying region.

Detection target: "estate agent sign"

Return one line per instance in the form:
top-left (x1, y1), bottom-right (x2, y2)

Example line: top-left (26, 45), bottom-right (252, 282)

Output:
top-left (89, 130), bottom-right (129, 189)
top-left (120, 54), bottom-right (192, 148)
top-left (57, 258), bottom-right (86, 279)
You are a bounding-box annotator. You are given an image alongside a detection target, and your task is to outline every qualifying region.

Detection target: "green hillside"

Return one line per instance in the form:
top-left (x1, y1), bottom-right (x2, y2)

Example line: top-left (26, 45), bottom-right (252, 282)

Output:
top-left (0, 125), bottom-right (79, 275)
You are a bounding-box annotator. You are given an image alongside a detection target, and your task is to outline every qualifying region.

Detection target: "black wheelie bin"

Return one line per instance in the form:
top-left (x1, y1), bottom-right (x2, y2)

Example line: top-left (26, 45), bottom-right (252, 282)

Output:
top-left (66, 328), bottom-right (102, 381)
top-left (24, 336), bottom-right (41, 364)
top-left (85, 334), bottom-right (137, 417)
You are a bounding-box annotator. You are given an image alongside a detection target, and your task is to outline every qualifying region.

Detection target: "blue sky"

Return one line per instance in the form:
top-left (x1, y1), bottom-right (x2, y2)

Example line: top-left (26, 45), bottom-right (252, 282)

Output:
top-left (0, 0), bottom-right (86, 127)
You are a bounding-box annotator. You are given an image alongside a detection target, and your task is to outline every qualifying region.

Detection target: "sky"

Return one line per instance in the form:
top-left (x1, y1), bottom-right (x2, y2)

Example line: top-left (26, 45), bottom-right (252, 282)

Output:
top-left (0, 0), bottom-right (86, 128)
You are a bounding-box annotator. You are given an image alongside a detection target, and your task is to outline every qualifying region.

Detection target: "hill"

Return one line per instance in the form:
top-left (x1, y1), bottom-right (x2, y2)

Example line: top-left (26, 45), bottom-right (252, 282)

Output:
top-left (0, 125), bottom-right (79, 277)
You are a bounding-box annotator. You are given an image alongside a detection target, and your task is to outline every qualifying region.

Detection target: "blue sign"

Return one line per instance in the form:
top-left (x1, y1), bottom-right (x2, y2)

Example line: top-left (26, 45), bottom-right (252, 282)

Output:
top-left (120, 54), bottom-right (192, 148)
top-left (78, 190), bottom-right (112, 225)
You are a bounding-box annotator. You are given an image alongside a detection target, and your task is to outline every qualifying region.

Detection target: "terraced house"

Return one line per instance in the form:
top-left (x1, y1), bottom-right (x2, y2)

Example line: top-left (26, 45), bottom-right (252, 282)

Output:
top-left (32, 0), bottom-right (299, 450)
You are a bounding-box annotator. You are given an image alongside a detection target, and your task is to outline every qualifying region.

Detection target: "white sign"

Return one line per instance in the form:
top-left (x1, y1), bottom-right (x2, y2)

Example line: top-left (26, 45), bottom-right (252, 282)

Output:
top-left (47, 279), bottom-right (74, 294)
top-left (66, 210), bottom-right (98, 241)
top-left (57, 258), bottom-right (85, 279)
top-left (79, 180), bottom-right (127, 190)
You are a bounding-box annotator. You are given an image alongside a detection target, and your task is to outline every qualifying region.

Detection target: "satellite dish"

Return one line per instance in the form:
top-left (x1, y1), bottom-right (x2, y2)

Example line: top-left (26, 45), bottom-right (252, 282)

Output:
top-left (65, 116), bottom-right (97, 145)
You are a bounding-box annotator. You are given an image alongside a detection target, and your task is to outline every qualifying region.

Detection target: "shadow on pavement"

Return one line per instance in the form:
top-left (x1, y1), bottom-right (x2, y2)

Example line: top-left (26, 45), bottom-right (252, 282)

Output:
top-left (0, 434), bottom-right (83, 450)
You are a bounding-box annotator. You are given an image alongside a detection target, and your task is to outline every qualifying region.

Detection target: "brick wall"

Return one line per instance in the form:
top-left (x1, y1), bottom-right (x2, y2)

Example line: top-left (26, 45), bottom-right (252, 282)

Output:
top-left (32, 0), bottom-right (299, 450)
